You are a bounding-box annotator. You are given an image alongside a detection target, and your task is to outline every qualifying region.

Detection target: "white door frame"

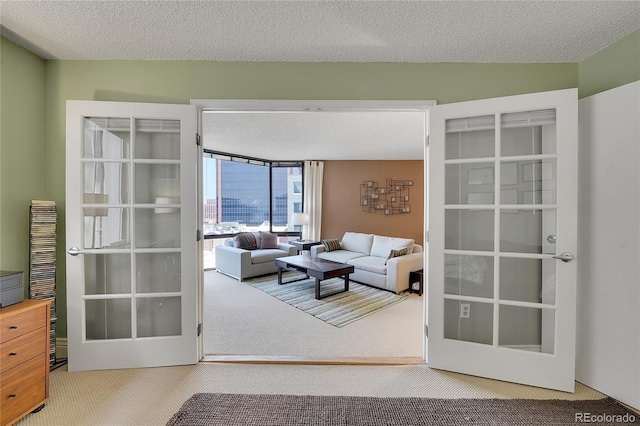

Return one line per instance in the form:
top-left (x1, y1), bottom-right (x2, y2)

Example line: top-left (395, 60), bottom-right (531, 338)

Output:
top-left (191, 99), bottom-right (435, 361)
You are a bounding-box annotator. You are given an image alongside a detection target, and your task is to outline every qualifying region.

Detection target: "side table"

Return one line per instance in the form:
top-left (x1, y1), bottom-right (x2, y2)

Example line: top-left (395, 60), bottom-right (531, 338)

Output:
top-left (408, 269), bottom-right (424, 296)
top-left (289, 240), bottom-right (322, 255)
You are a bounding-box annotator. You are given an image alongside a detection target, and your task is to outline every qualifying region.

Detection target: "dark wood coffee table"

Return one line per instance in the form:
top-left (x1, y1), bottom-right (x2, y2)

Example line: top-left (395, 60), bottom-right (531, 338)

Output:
top-left (289, 240), bottom-right (322, 254)
top-left (274, 255), bottom-right (355, 300)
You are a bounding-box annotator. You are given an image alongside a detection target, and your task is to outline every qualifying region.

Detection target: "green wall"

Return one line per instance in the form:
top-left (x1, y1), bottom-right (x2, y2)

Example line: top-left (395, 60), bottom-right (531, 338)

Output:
top-left (2, 28), bottom-right (638, 339)
top-left (43, 60), bottom-right (578, 337)
top-left (0, 38), bottom-right (45, 291)
top-left (579, 29), bottom-right (640, 98)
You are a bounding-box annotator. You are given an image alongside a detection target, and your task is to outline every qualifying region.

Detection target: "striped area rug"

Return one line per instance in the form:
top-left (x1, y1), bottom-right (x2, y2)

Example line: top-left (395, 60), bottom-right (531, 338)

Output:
top-left (246, 274), bottom-right (407, 327)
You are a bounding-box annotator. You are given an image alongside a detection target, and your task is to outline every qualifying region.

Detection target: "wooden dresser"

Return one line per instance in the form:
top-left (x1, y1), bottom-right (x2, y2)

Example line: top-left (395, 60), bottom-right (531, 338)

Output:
top-left (0, 299), bottom-right (51, 426)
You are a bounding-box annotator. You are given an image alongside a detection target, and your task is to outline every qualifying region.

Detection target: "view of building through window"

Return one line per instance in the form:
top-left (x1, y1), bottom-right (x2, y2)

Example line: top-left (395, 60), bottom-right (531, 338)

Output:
top-left (203, 156), bottom-right (303, 268)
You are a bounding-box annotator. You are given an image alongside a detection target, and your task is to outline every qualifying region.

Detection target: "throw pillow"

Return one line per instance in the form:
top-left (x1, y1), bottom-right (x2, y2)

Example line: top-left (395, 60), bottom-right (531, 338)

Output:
top-left (259, 231), bottom-right (278, 249)
top-left (386, 247), bottom-right (409, 264)
top-left (233, 232), bottom-right (258, 250)
top-left (322, 238), bottom-right (341, 252)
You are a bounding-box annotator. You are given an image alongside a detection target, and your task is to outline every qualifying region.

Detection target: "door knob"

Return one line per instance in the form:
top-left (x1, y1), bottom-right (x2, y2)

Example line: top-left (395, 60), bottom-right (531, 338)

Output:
top-left (68, 247), bottom-right (83, 256)
top-left (552, 252), bottom-right (573, 263)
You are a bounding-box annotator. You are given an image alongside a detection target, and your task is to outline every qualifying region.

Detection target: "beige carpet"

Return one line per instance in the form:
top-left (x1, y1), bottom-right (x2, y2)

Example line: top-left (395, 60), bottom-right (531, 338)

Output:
top-left (203, 270), bottom-right (424, 357)
top-left (16, 271), bottom-right (611, 425)
top-left (21, 363), bottom-right (606, 426)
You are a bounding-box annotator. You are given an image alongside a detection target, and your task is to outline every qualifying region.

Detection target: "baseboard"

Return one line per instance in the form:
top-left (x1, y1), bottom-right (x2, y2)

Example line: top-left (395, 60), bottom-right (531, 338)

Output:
top-left (56, 337), bottom-right (68, 359)
top-left (202, 355), bottom-right (425, 366)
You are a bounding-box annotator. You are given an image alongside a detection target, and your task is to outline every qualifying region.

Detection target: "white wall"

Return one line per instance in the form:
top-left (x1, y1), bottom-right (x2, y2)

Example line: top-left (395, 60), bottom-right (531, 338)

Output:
top-left (576, 81), bottom-right (640, 410)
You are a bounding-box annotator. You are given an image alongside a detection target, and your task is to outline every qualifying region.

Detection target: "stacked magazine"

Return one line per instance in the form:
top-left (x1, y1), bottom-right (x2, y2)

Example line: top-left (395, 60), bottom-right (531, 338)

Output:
top-left (29, 200), bottom-right (57, 366)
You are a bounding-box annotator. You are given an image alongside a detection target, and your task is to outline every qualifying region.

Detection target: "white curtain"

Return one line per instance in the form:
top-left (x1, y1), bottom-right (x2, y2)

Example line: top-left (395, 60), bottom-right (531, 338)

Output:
top-left (303, 160), bottom-right (323, 241)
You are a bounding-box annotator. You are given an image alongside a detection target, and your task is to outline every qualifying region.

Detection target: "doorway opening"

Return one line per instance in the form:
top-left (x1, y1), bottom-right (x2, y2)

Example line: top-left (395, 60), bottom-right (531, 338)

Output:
top-left (192, 99), bottom-right (434, 363)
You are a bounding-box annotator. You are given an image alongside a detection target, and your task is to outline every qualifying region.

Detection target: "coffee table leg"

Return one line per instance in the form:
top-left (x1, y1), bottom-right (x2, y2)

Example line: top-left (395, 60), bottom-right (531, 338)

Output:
top-left (277, 266), bottom-right (283, 285)
top-left (314, 275), bottom-right (352, 300)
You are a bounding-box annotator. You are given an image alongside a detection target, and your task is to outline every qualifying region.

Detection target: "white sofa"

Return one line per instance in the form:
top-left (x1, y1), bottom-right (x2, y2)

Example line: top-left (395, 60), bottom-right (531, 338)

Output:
top-left (215, 233), bottom-right (297, 281)
top-left (310, 232), bottom-right (423, 294)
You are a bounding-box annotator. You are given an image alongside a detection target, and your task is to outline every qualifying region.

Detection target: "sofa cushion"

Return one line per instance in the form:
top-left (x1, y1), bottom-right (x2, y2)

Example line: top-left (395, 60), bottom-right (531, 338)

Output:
top-left (347, 256), bottom-right (387, 275)
top-left (340, 232), bottom-right (374, 255)
top-left (386, 247), bottom-right (409, 264)
top-left (250, 249), bottom-right (287, 264)
top-left (317, 250), bottom-right (367, 264)
top-left (370, 235), bottom-right (414, 258)
top-left (259, 231), bottom-right (278, 249)
top-left (234, 232), bottom-right (258, 250)
top-left (322, 238), bottom-right (341, 252)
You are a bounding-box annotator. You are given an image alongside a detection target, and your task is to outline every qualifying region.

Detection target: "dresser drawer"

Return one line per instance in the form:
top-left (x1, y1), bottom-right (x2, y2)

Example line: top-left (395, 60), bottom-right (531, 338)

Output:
top-left (0, 328), bottom-right (46, 374)
top-left (0, 305), bottom-right (47, 344)
top-left (0, 355), bottom-right (46, 426)
top-left (0, 305), bottom-right (48, 343)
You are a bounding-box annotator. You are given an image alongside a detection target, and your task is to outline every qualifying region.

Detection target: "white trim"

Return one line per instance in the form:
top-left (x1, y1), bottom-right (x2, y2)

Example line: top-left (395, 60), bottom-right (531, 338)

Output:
top-left (191, 99), bottom-right (435, 112)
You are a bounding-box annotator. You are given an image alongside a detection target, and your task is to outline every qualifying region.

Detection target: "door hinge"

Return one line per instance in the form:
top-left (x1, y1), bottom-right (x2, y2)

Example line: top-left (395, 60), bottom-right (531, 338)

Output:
top-left (196, 133), bottom-right (201, 146)
top-left (425, 230), bottom-right (429, 242)
top-left (197, 323), bottom-right (202, 337)
top-left (425, 324), bottom-right (429, 337)
top-left (197, 229), bottom-right (202, 241)
top-left (425, 135), bottom-right (429, 148)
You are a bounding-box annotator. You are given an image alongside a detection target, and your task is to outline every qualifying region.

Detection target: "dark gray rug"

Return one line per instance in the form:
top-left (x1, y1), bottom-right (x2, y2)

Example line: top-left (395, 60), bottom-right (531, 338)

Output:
top-left (167, 393), bottom-right (638, 425)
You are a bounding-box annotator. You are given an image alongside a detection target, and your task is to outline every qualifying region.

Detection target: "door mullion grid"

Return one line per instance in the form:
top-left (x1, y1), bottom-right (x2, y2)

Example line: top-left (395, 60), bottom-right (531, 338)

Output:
top-left (444, 157), bottom-right (496, 165)
top-left (80, 124), bottom-right (89, 343)
top-left (492, 113), bottom-right (501, 348)
top-left (129, 116), bottom-right (138, 340)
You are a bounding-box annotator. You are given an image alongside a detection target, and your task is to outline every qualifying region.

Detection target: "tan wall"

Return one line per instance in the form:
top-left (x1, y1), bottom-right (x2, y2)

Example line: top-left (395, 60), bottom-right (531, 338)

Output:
top-left (321, 161), bottom-right (424, 245)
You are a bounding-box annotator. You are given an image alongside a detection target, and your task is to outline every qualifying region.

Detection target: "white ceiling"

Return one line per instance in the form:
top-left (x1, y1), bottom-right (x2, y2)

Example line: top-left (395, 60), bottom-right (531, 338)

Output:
top-left (2, 1), bottom-right (637, 161)
top-left (1, 1), bottom-right (638, 62)
top-left (202, 110), bottom-right (426, 160)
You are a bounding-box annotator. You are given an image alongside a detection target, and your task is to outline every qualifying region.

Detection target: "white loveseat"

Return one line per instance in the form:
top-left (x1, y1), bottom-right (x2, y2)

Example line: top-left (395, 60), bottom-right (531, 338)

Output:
top-left (310, 232), bottom-right (423, 294)
top-left (215, 232), bottom-right (297, 281)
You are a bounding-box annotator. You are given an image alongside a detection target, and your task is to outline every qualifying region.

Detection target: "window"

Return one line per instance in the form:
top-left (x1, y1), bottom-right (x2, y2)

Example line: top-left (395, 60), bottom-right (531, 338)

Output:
top-left (203, 156), bottom-right (302, 233)
top-left (203, 153), bottom-right (302, 268)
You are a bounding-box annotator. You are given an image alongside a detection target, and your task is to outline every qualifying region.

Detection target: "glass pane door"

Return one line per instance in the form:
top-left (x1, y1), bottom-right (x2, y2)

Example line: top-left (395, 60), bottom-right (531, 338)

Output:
top-left (443, 110), bottom-right (558, 354)
top-left (82, 117), bottom-right (183, 340)
top-left (427, 89), bottom-right (578, 392)
top-left (67, 101), bottom-right (197, 371)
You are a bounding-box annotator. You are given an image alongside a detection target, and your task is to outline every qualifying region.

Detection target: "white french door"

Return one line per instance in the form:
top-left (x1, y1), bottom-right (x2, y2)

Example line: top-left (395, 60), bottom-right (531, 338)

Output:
top-left (427, 89), bottom-right (578, 392)
top-left (66, 101), bottom-right (198, 371)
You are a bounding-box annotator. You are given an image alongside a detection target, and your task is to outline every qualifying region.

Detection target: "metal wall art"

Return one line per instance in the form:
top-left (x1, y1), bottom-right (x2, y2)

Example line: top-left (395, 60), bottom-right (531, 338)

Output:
top-left (360, 178), bottom-right (412, 215)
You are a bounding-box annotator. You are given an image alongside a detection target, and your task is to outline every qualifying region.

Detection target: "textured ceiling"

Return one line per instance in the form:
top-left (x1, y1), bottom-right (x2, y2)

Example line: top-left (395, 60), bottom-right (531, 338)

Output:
top-left (2, 1), bottom-right (637, 161)
top-left (202, 111), bottom-right (426, 160)
top-left (0, 1), bottom-right (638, 63)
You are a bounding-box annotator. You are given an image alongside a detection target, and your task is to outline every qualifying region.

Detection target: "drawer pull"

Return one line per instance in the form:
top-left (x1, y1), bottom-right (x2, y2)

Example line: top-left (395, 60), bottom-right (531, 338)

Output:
top-left (9, 352), bottom-right (18, 356)
top-left (9, 325), bottom-right (18, 329)
top-left (8, 394), bottom-right (17, 398)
